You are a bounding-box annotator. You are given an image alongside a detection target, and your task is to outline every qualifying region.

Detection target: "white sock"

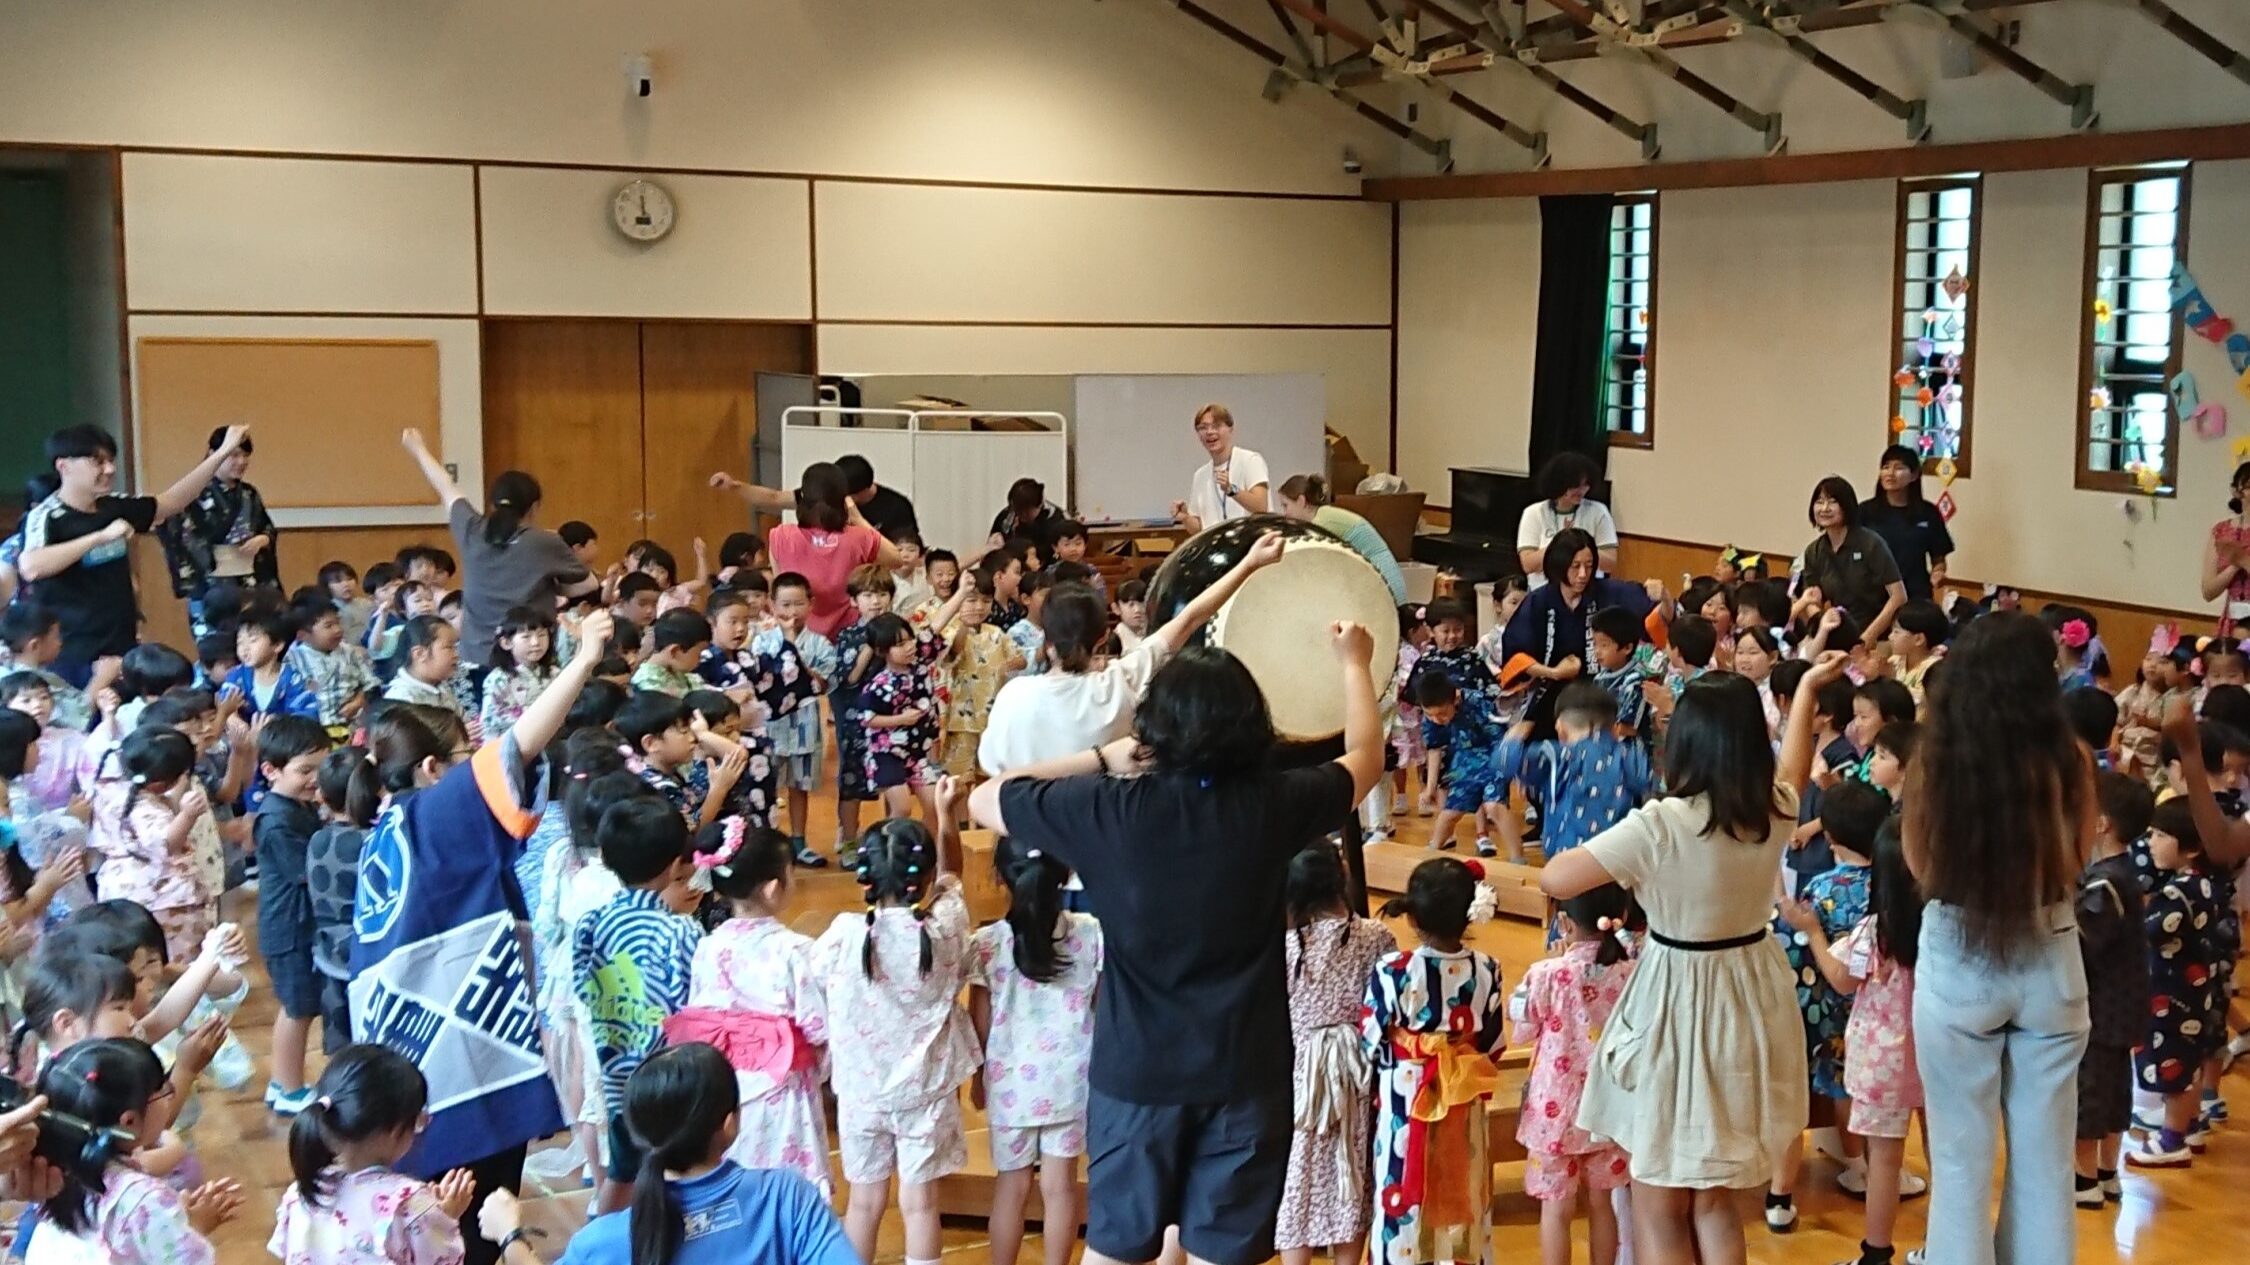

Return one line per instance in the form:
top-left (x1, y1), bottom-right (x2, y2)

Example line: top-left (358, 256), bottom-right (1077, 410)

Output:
top-left (907, 1257), bottom-right (941, 1265)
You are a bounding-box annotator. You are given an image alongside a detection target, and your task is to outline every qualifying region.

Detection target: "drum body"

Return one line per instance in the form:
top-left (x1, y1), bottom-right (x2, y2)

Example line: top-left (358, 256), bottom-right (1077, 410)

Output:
top-left (1146, 514), bottom-right (1402, 741)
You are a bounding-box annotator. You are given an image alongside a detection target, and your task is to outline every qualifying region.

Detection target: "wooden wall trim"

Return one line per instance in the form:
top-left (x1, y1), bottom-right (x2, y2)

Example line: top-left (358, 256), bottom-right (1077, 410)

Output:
top-left (1366, 122), bottom-right (2250, 202)
top-left (27, 139), bottom-right (1362, 203)
top-left (813, 318), bottom-right (1391, 330)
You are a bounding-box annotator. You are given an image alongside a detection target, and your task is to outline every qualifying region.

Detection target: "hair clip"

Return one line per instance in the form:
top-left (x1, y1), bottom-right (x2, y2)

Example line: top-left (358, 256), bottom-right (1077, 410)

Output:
top-left (691, 817), bottom-right (748, 873)
top-left (83, 1067), bottom-right (98, 1084)
top-left (1461, 859), bottom-right (1486, 882)
top-left (1025, 848), bottom-right (1042, 860)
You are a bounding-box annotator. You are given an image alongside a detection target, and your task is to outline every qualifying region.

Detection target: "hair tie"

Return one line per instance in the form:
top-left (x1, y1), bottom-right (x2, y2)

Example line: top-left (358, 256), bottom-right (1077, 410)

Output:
top-left (316, 1095), bottom-right (334, 1110)
top-left (1025, 848), bottom-right (1042, 860)
top-left (130, 773), bottom-right (148, 786)
top-left (83, 1067), bottom-right (98, 1084)
top-left (1461, 859), bottom-right (1486, 882)
top-left (692, 817), bottom-right (748, 873)
top-left (1597, 916), bottom-right (1618, 932)
top-left (2060, 618), bottom-right (2092, 650)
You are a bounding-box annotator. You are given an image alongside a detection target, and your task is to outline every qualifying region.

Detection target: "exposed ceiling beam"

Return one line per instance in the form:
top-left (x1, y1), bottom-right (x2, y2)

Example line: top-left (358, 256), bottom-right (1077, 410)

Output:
top-left (1167, 0), bottom-right (1453, 161)
top-left (1544, 0), bottom-right (1784, 151)
top-left (1264, 0), bottom-right (1322, 67)
top-left (1392, 0), bottom-right (1660, 158)
top-left (1265, 0), bottom-right (1551, 156)
top-left (1922, 6), bottom-right (2096, 129)
top-left (1722, 2), bottom-right (1928, 141)
top-left (2111, 0), bottom-right (2250, 88)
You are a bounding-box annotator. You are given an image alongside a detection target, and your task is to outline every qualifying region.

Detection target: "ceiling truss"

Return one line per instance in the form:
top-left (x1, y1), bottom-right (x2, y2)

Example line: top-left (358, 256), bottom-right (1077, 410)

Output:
top-left (1163, 0), bottom-right (2250, 170)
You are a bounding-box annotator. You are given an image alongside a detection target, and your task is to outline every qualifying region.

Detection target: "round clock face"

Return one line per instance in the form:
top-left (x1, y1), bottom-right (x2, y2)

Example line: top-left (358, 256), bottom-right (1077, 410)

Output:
top-left (611, 179), bottom-right (676, 242)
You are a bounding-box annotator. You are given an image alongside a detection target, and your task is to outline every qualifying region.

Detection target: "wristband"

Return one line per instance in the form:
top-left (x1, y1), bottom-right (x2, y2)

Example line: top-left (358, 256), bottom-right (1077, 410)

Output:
top-left (498, 1229), bottom-right (532, 1257)
top-left (1090, 745), bottom-right (1108, 775)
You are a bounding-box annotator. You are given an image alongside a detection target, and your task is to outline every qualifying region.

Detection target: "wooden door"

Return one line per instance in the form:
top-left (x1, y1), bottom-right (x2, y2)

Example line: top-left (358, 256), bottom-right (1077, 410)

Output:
top-left (481, 320), bottom-right (646, 566)
top-left (638, 322), bottom-right (813, 559)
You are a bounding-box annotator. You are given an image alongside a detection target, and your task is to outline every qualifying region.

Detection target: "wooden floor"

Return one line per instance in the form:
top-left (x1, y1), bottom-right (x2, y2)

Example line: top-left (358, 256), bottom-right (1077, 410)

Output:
top-left (185, 777), bottom-right (2247, 1264)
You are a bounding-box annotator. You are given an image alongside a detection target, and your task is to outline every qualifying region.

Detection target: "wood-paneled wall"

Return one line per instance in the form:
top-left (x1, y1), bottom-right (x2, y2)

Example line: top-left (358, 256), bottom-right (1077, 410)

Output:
top-left (129, 523), bottom-right (452, 652)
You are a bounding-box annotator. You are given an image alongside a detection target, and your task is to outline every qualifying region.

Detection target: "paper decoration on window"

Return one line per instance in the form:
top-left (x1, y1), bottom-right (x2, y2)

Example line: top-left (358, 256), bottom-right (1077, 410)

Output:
top-left (1936, 490), bottom-right (1957, 521)
top-left (2169, 263), bottom-right (2250, 375)
top-left (1916, 430), bottom-right (1937, 454)
top-left (1915, 386), bottom-right (1936, 407)
top-left (1942, 352), bottom-right (1962, 375)
top-left (2094, 297), bottom-right (2113, 325)
top-left (2173, 371), bottom-right (2201, 418)
top-left (1940, 383), bottom-right (1962, 406)
top-left (2233, 434), bottom-right (2250, 464)
top-left (2194, 403), bottom-right (2229, 438)
top-left (2121, 498), bottom-right (2142, 523)
top-left (1890, 414), bottom-right (1907, 434)
top-left (1942, 265), bottom-right (1970, 302)
top-left (1916, 337), bottom-right (1936, 359)
top-left (1635, 309), bottom-right (1648, 327)
top-left (1935, 457), bottom-right (1958, 486)
top-left (2128, 461), bottom-right (2165, 495)
top-left (1893, 369), bottom-right (1917, 389)
top-left (2090, 385), bottom-right (2111, 411)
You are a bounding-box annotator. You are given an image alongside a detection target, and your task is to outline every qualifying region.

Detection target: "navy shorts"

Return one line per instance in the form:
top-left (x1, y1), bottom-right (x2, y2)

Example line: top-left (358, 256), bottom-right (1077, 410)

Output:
top-left (264, 943), bottom-right (322, 1021)
top-left (1085, 1088), bottom-right (1292, 1265)
top-left (606, 1113), bottom-right (645, 1183)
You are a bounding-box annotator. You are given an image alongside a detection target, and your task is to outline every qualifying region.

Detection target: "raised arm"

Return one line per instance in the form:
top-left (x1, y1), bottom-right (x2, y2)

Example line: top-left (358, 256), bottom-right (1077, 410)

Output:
top-left (1330, 621), bottom-right (1384, 802)
top-left (509, 610), bottom-right (613, 764)
top-left (1150, 530), bottom-right (1285, 654)
top-left (1781, 651), bottom-right (1850, 792)
top-left (2161, 692), bottom-right (2250, 868)
top-left (153, 425), bottom-right (249, 524)
top-left (400, 429), bottom-right (470, 509)
top-left (707, 471), bottom-right (796, 513)
top-left (844, 499), bottom-right (905, 569)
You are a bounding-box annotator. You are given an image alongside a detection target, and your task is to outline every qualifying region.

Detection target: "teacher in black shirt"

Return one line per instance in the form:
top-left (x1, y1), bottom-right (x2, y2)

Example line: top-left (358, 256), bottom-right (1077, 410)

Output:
top-left (1858, 444), bottom-right (1955, 602)
top-left (835, 453), bottom-right (920, 542)
top-left (969, 613), bottom-right (1384, 1265)
top-left (1797, 474), bottom-right (1907, 645)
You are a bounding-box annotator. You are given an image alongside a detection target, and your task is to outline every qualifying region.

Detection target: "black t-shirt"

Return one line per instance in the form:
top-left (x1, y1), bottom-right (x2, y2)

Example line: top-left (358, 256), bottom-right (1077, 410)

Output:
top-left (1797, 527), bottom-right (1902, 631)
top-left (1857, 497), bottom-right (1955, 602)
top-left (999, 761), bottom-right (1356, 1105)
top-left (987, 503), bottom-right (1067, 561)
top-left (858, 486), bottom-right (920, 542)
top-left (19, 493), bottom-right (159, 661)
top-left (254, 792), bottom-right (324, 952)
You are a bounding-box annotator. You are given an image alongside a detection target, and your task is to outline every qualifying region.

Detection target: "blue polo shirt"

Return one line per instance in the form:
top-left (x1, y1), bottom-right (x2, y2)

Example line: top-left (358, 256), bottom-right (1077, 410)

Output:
top-left (558, 1163), bottom-right (857, 1265)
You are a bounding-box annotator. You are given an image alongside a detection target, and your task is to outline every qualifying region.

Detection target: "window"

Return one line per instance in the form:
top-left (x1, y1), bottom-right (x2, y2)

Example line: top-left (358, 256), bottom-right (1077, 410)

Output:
top-left (2078, 164), bottom-right (2190, 494)
top-left (1890, 177), bottom-right (1981, 473)
top-left (1602, 193), bottom-right (1657, 447)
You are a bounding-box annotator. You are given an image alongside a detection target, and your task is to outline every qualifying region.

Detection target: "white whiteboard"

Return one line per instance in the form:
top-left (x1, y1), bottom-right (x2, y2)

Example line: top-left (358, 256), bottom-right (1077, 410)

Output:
top-left (779, 410), bottom-right (918, 502)
top-left (777, 409), bottom-right (1070, 556)
top-left (1072, 373), bottom-right (1326, 522)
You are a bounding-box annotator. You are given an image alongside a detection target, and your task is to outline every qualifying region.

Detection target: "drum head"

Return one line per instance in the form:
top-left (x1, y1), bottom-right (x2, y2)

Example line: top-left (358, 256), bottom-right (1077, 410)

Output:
top-left (1210, 536), bottom-right (1402, 741)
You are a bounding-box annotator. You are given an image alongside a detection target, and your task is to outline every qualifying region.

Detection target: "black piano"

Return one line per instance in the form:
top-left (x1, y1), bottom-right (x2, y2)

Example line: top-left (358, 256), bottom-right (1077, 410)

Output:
top-left (1411, 465), bottom-right (1613, 585)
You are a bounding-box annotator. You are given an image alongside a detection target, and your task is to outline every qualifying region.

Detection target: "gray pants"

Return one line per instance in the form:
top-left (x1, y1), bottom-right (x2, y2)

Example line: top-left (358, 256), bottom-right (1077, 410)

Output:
top-left (1913, 901), bottom-right (2089, 1265)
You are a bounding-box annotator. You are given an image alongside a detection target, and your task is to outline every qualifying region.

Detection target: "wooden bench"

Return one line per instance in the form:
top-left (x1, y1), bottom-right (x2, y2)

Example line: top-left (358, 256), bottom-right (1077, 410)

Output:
top-left (1363, 842), bottom-right (1547, 924)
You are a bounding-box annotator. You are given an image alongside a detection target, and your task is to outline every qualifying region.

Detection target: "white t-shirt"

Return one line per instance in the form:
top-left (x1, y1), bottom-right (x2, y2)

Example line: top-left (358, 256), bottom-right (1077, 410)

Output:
top-left (1187, 446), bottom-right (1270, 529)
top-left (1516, 498), bottom-right (1618, 589)
top-left (978, 637), bottom-right (1173, 776)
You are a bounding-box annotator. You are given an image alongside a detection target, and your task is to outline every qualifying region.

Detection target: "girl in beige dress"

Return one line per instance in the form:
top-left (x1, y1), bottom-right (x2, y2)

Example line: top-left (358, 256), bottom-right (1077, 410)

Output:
top-left (1543, 663), bottom-right (1839, 1265)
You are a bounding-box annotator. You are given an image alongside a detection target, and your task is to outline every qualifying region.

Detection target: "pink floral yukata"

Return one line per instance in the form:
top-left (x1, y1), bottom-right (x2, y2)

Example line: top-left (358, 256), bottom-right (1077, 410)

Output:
top-left (968, 912), bottom-right (1103, 1172)
top-left (1513, 938), bottom-right (1637, 1200)
top-left (86, 765), bottom-right (213, 962)
top-left (23, 1165), bottom-right (215, 1265)
top-left (267, 1166), bottom-right (465, 1265)
top-left (675, 915), bottom-right (834, 1195)
top-left (1276, 914), bottom-right (1397, 1251)
top-left (1835, 915), bottom-right (1921, 1138)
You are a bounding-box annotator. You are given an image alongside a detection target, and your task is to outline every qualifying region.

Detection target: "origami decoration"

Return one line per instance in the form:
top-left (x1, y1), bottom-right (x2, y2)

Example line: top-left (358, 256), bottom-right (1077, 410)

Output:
top-left (2094, 297), bottom-right (2113, 325)
top-left (1936, 490), bottom-right (1957, 522)
top-left (2194, 402), bottom-right (2229, 439)
top-left (1935, 457), bottom-right (1958, 486)
top-left (1942, 265), bottom-right (1970, 302)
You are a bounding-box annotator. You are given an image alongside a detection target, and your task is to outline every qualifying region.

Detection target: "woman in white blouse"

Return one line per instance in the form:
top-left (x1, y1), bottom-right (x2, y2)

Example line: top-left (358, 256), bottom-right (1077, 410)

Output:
top-left (1170, 404), bottom-right (1269, 533)
top-left (1515, 452), bottom-right (1618, 588)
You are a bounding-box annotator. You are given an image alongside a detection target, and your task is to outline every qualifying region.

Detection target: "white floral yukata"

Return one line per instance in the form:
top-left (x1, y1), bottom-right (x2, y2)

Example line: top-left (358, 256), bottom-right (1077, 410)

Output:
top-left (267, 1166), bottom-right (465, 1265)
top-left (969, 912), bottom-right (1103, 1170)
top-left (23, 1166), bottom-right (215, 1265)
top-left (681, 916), bottom-right (835, 1195)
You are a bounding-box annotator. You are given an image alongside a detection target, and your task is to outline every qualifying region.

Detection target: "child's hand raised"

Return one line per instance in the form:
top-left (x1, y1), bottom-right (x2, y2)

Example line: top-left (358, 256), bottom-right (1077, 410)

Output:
top-left (574, 611), bottom-right (615, 662)
top-left (1802, 649), bottom-right (1851, 687)
top-left (201, 922), bottom-right (249, 968)
top-left (183, 1178), bottom-right (245, 1233)
top-left (433, 1168), bottom-right (478, 1222)
top-left (708, 471), bottom-right (746, 492)
top-left (2161, 689), bottom-right (2199, 739)
top-left (710, 746), bottom-right (748, 792)
top-left (935, 774), bottom-right (962, 815)
top-left (399, 428), bottom-right (432, 457)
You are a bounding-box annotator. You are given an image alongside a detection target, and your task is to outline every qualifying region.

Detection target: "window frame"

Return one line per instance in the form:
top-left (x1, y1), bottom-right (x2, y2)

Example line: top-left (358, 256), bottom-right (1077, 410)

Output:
top-left (2075, 163), bottom-right (2192, 497)
top-left (1602, 192), bottom-right (1658, 450)
top-left (1889, 175), bottom-right (1982, 478)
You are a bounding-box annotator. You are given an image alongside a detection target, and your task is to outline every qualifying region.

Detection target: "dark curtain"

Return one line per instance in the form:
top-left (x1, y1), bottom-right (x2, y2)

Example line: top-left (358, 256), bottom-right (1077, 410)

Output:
top-left (1527, 193), bottom-right (1618, 480)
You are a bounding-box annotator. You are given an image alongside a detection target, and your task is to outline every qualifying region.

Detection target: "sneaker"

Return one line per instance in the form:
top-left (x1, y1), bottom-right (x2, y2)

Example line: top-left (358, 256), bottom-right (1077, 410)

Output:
top-left (1367, 828), bottom-right (1393, 843)
top-left (790, 836), bottom-right (828, 868)
top-left (1898, 1168), bottom-right (1927, 1198)
top-left (263, 1080), bottom-right (283, 1107)
top-left (270, 1085), bottom-right (318, 1117)
top-left (1432, 836), bottom-right (1458, 852)
top-left (2187, 1118), bottom-right (2211, 1153)
top-left (1903, 1251), bottom-right (1926, 1265)
top-left (2126, 1134), bottom-right (2193, 1168)
top-left (2101, 1169), bottom-right (2123, 1201)
top-left (2074, 1175), bottom-right (2104, 1208)
top-left (835, 840), bottom-right (859, 870)
top-left (1764, 1193), bottom-right (1796, 1233)
top-left (1475, 836), bottom-right (1497, 858)
top-left (1392, 795), bottom-right (1409, 816)
top-left (1838, 1160), bottom-right (1868, 1196)
top-left (2203, 1092), bottom-right (2229, 1122)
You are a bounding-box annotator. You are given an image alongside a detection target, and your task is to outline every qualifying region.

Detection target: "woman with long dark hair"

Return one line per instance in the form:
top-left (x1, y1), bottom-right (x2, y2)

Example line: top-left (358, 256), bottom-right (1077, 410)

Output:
top-left (1905, 611), bottom-right (2093, 1265)
top-left (1540, 668), bottom-right (1825, 1265)
top-left (1857, 444), bottom-right (1954, 602)
top-left (708, 461), bottom-right (904, 637)
top-left (401, 428), bottom-right (596, 670)
top-left (1797, 474), bottom-right (1907, 642)
top-left (967, 621), bottom-right (1385, 1265)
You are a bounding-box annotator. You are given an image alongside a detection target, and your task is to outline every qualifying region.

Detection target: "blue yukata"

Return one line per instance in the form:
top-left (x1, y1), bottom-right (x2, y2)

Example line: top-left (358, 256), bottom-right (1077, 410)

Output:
top-left (221, 660), bottom-right (321, 812)
top-left (1409, 646), bottom-right (1498, 704)
top-left (2135, 860), bottom-right (2228, 1094)
top-left (828, 623), bottom-right (877, 805)
top-left (1776, 862), bottom-right (1872, 1099)
top-left (1006, 618), bottom-right (1046, 677)
top-left (1496, 732), bottom-right (1656, 858)
top-left (1590, 658), bottom-right (1655, 739)
top-left (1422, 689), bottom-right (1509, 813)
